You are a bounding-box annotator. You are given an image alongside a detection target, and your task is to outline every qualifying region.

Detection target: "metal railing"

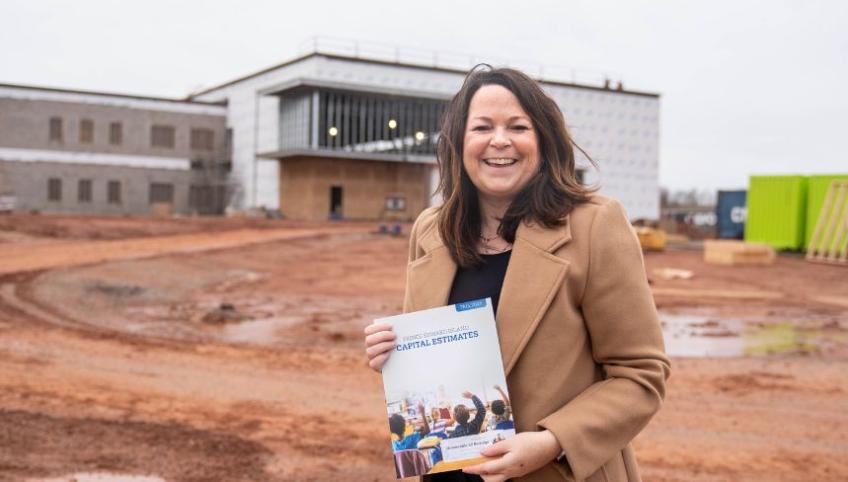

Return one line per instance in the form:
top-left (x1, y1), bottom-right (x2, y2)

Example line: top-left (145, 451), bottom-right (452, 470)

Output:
top-left (298, 36), bottom-right (624, 89)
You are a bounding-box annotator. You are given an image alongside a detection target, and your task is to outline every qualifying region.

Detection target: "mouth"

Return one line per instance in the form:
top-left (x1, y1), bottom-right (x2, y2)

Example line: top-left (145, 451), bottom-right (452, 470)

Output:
top-left (482, 158), bottom-right (518, 167)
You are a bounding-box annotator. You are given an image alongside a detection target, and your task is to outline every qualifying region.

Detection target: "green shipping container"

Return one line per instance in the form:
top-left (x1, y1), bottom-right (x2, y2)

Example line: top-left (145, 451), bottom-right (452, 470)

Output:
top-left (745, 175), bottom-right (808, 250)
top-left (805, 174), bottom-right (848, 249)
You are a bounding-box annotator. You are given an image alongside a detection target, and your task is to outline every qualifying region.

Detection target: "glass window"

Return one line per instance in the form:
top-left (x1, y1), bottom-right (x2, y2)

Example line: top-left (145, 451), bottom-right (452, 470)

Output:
top-left (149, 182), bottom-right (174, 204)
top-left (385, 196), bottom-right (406, 211)
top-left (108, 180), bottom-right (122, 204)
top-left (109, 122), bottom-right (122, 145)
top-left (79, 119), bottom-right (94, 143)
top-left (49, 117), bottom-right (63, 142)
top-left (190, 128), bottom-right (214, 150)
top-left (312, 90), bottom-right (447, 156)
top-left (78, 179), bottom-right (92, 202)
top-left (151, 125), bottom-right (175, 148)
top-left (47, 178), bottom-right (62, 201)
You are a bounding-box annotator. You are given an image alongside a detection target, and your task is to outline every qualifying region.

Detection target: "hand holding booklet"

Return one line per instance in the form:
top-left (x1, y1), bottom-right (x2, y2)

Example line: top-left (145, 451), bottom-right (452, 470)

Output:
top-left (375, 298), bottom-right (516, 478)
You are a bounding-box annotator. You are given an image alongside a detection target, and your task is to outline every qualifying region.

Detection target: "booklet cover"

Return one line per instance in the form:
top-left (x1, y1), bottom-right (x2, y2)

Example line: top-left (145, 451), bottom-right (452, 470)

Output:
top-left (375, 298), bottom-right (516, 478)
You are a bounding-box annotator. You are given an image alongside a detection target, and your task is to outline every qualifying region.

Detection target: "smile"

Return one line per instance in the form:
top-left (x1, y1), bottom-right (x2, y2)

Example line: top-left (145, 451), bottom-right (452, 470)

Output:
top-left (482, 158), bottom-right (518, 167)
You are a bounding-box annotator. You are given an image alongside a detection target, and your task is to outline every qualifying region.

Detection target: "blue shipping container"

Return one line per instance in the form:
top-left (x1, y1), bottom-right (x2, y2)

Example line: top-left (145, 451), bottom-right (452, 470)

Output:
top-left (716, 190), bottom-right (747, 239)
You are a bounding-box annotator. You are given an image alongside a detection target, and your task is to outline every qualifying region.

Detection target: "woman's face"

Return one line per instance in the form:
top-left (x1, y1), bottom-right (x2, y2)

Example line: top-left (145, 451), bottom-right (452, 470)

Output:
top-left (462, 84), bottom-right (540, 206)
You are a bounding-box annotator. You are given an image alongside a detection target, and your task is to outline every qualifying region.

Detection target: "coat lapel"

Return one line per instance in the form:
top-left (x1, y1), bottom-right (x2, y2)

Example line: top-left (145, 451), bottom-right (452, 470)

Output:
top-left (406, 217), bottom-right (572, 376)
top-left (498, 220), bottom-right (572, 375)
top-left (406, 223), bottom-right (457, 312)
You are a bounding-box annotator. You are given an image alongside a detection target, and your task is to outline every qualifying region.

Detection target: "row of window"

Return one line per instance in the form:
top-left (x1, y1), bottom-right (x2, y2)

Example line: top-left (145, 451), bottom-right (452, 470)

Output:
top-left (46, 178), bottom-right (175, 205)
top-left (47, 117), bottom-right (216, 150)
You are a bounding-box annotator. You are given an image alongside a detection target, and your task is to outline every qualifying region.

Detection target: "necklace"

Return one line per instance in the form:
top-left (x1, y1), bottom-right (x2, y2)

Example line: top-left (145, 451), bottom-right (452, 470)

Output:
top-left (479, 233), bottom-right (499, 244)
top-left (479, 233), bottom-right (512, 254)
top-left (481, 243), bottom-right (511, 254)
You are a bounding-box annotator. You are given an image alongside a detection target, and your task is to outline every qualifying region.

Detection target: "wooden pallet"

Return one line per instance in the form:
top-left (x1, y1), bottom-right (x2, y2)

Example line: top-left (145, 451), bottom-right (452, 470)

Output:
top-left (806, 180), bottom-right (848, 265)
top-left (703, 239), bottom-right (776, 266)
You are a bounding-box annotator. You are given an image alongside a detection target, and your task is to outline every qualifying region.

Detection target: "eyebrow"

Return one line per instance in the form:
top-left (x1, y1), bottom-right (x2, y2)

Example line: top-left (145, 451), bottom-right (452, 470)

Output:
top-left (470, 115), bottom-right (530, 122)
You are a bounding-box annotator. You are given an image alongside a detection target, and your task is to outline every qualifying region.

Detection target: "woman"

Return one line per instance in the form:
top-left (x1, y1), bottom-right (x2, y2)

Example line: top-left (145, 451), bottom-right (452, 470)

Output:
top-left (365, 66), bottom-right (670, 482)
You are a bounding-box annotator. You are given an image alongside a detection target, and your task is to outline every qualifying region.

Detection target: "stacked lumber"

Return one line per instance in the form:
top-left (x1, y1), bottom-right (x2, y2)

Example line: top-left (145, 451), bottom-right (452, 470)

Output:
top-left (806, 180), bottom-right (848, 266)
top-left (703, 240), bottom-right (776, 266)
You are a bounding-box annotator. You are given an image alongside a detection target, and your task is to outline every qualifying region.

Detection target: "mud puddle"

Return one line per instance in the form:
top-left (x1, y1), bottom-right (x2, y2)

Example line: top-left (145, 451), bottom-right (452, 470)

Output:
top-left (219, 315), bottom-right (303, 345)
top-left (660, 310), bottom-right (848, 357)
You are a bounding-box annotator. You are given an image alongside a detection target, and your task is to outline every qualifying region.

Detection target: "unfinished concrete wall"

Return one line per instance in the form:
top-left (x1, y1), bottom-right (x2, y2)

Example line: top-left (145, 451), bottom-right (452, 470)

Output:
top-left (0, 160), bottom-right (192, 215)
top-left (0, 97), bottom-right (227, 162)
top-left (0, 89), bottom-right (232, 215)
top-left (279, 157), bottom-right (434, 221)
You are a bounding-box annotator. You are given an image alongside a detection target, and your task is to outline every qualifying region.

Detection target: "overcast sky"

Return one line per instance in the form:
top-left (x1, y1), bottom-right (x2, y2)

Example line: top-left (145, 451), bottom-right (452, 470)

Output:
top-left (1, 0), bottom-right (845, 191)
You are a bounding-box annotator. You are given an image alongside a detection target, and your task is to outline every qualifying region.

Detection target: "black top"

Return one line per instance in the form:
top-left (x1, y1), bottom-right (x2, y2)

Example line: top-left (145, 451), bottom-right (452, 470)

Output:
top-left (447, 250), bottom-right (512, 315)
top-left (427, 250), bottom-right (511, 482)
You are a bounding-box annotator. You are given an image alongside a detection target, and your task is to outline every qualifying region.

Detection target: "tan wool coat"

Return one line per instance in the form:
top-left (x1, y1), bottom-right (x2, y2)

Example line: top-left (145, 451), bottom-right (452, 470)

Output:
top-left (404, 195), bottom-right (671, 482)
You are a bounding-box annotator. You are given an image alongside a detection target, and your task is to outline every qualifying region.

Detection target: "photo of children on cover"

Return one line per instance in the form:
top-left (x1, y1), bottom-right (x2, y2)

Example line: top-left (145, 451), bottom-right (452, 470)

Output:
top-left (386, 384), bottom-right (516, 477)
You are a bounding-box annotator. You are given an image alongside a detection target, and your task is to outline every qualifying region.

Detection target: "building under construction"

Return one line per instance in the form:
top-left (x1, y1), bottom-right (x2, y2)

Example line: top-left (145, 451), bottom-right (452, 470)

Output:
top-left (0, 42), bottom-right (661, 221)
top-left (0, 84), bottom-right (231, 216)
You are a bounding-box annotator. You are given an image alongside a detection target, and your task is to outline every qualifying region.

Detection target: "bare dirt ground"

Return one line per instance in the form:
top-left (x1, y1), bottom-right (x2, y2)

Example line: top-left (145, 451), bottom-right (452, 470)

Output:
top-left (0, 215), bottom-right (846, 482)
top-left (0, 213), bottom-right (329, 241)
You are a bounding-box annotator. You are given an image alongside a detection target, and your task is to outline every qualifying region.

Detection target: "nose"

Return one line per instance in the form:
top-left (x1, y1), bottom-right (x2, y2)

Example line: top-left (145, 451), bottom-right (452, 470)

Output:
top-left (489, 127), bottom-right (511, 148)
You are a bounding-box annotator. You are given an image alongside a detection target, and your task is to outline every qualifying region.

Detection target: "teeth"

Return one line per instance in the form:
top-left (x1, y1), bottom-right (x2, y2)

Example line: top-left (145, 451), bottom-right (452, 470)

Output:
top-left (484, 158), bottom-right (517, 166)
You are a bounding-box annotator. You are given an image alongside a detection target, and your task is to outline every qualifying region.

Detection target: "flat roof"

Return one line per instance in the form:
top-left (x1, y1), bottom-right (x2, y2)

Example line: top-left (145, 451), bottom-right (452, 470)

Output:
top-left (0, 82), bottom-right (225, 106)
top-left (188, 52), bottom-right (660, 99)
top-left (257, 148), bottom-right (436, 165)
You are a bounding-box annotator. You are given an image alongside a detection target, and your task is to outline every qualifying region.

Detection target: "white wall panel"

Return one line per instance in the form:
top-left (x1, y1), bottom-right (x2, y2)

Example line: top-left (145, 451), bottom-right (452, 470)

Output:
top-left (193, 54), bottom-right (660, 219)
top-left (256, 161), bottom-right (280, 210)
top-left (0, 147), bottom-right (189, 170)
top-left (256, 95), bottom-right (279, 154)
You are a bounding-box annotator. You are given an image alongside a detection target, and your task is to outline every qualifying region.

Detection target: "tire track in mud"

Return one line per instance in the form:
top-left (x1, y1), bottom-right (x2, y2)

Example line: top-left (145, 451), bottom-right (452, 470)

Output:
top-left (0, 268), bottom-right (379, 375)
top-left (0, 228), bottom-right (377, 343)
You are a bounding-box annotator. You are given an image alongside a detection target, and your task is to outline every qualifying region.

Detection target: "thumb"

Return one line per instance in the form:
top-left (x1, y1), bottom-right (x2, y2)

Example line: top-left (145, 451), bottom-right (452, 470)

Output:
top-left (480, 439), bottom-right (510, 457)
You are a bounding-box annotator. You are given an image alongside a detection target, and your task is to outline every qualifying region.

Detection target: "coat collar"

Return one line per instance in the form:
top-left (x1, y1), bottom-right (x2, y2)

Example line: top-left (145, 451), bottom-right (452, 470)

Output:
top-left (416, 216), bottom-right (573, 255)
top-left (408, 217), bottom-right (572, 375)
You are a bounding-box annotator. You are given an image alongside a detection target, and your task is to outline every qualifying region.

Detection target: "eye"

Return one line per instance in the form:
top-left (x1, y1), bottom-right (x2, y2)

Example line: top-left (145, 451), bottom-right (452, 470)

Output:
top-left (511, 125), bottom-right (530, 131)
top-left (471, 125), bottom-right (490, 132)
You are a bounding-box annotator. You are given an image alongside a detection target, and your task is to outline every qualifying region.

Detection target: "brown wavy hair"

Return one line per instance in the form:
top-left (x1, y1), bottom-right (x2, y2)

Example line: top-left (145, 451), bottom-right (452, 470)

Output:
top-left (436, 66), bottom-right (595, 267)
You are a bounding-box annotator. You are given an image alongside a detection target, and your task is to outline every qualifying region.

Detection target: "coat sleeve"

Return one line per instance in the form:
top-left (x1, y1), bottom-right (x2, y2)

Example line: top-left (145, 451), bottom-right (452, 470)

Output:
top-left (402, 207), bottom-right (432, 313)
top-left (537, 198), bottom-right (671, 481)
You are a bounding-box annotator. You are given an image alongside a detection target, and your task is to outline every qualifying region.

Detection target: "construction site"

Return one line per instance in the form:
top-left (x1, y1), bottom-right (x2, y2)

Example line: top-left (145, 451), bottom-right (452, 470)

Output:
top-left (0, 27), bottom-right (846, 481)
top-left (0, 190), bottom-right (846, 482)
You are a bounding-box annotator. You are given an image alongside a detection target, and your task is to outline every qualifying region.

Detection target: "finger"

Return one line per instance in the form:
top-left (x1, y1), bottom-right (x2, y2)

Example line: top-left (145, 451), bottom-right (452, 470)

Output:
top-left (364, 323), bottom-right (393, 336)
top-left (368, 352), bottom-right (391, 371)
top-left (481, 475), bottom-right (507, 482)
top-left (365, 340), bottom-right (396, 359)
top-left (461, 462), bottom-right (489, 475)
top-left (466, 454), bottom-right (512, 476)
top-left (463, 456), bottom-right (507, 476)
top-left (364, 330), bottom-right (396, 348)
top-left (480, 440), bottom-right (510, 457)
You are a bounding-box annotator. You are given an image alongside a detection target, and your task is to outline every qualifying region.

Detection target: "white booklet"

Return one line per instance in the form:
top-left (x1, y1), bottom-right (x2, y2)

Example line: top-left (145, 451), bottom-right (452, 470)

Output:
top-left (376, 298), bottom-right (516, 478)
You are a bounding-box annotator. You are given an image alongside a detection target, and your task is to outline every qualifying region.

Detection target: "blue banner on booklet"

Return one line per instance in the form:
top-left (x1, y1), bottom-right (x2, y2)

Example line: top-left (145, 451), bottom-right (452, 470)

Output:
top-left (455, 299), bottom-right (487, 312)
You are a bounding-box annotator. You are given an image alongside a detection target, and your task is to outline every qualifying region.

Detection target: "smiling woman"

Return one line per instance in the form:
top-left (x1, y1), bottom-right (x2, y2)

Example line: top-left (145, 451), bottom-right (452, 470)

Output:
top-left (365, 66), bottom-right (670, 482)
top-left (462, 85), bottom-right (541, 219)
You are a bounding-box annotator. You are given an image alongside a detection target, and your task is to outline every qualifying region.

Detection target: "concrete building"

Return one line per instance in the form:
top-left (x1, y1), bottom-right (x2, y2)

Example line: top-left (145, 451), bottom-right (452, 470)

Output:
top-left (1, 44), bottom-right (660, 221)
top-left (189, 49), bottom-right (660, 221)
top-left (0, 83), bottom-right (230, 215)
